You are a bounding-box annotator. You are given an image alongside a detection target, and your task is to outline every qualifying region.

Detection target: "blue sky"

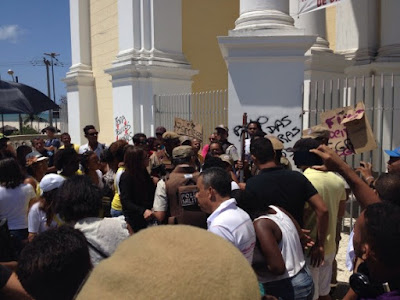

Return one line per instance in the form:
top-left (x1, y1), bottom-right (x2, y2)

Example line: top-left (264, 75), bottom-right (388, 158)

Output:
top-left (0, 0), bottom-right (71, 113)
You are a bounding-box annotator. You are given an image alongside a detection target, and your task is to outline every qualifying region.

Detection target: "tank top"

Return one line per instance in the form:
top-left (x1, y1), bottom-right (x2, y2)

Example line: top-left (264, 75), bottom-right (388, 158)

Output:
top-left (253, 205), bottom-right (305, 283)
top-left (111, 167), bottom-right (125, 211)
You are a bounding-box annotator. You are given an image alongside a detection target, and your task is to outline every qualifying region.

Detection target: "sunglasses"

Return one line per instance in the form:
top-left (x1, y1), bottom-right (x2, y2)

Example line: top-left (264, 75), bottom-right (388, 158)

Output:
top-left (87, 132), bottom-right (99, 136)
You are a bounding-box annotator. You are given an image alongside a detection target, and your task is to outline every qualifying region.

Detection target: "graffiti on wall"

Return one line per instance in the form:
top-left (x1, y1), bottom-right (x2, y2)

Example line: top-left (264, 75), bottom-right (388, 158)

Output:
top-left (233, 115), bottom-right (301, 144)
top-left (115, 115), bottom-right (133, 142)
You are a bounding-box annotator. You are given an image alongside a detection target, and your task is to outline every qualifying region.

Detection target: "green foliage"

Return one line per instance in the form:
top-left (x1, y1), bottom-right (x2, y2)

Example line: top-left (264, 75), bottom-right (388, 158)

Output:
top-left (10, 126), bottom-right (39, 135)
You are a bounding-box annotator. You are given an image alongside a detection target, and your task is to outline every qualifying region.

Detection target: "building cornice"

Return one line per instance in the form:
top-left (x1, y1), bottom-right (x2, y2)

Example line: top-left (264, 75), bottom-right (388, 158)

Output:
top-left (63, 64), bottom-right (95, 89)
top-left (218, 35), bottom-right (316, 63)
top-left (105, 62), bottom-right (198, 82)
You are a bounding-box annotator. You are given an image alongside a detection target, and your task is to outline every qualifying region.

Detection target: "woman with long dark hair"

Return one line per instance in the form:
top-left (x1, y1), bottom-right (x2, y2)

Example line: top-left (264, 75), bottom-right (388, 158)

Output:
top-left (80, 151), bottom-right (104, 189)
top-left (108, 140), bottom-right (128, 217)
top-left (0, 158), bottom-right (36, 251)
top-left (119, 146), bottom-right (156, 232)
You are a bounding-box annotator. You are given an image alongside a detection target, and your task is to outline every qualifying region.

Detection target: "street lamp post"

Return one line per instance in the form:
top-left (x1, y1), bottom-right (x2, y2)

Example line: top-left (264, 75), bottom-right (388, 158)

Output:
top-left (7, 69), bottom-right (15, 82)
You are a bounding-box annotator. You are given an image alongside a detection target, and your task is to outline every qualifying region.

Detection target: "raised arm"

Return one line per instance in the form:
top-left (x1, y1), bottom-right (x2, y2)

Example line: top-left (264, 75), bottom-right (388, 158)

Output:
top-left (310, 145), bottom-right (380, 208)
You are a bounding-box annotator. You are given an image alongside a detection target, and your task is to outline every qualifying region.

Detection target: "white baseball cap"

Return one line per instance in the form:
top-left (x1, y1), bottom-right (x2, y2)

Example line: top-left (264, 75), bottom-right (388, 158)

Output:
top-left (40, 174), bottom-right (65, 193)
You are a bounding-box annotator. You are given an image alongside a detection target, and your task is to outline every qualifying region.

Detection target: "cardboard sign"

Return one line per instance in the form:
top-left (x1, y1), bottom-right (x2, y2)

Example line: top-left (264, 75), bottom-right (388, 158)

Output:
top-left (317, 102), bottom-right (377, 156)
top-left (174, 118), bottom-right (203, 141)
top-left (342, 102), bottom-right (377, 154)
top-left (320, 106), bottom-right (354, 157)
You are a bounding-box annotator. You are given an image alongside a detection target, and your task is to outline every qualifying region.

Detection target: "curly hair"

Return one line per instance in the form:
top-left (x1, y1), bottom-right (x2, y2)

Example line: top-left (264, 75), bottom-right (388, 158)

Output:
top-left (17, 225), bottom-right (92, 300)
top-left (55, 175), bottom-right (102, 222)
top-left (54, 148), bottom-right (79, 173)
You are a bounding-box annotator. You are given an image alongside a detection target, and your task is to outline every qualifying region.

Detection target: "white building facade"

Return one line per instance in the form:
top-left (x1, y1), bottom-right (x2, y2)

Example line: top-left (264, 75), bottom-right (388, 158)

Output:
top-left (65, 0), bottom-right (399, 166)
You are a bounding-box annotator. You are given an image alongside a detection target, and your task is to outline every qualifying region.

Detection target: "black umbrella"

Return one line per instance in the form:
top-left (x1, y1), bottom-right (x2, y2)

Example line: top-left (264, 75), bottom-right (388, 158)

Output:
top-left (0, 80), bottom-right (59, 114)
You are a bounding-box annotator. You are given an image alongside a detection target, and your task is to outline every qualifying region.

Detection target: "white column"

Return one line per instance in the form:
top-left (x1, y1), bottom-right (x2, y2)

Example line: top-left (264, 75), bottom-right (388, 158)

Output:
top-left (234, 0), bottom-right (294, 31)
top-left (219, 0), bottom-right (316, 162)
top-left (376, 0), bottom-right (400, 62)
top-left (64, 0), bottom-right (96, 145)
top-left (336, 0), bottom-right (378, 64)
top-left (115, 0), bottom-right (190, 66)
top-left (106, 0), bottom-right (197, 140)
top-left (290, 0), bottom-right (331, 52)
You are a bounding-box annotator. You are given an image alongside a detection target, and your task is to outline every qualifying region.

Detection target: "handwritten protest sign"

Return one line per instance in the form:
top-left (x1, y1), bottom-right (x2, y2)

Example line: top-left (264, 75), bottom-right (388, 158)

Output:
top-left (315, 102), bottom-right (377, 156)
top-left (320, 106), bottom-right (354, 157)
top-left (174, 118), bottom-right (203, 141)
top-left (342, 102), bottom-right (377, 154)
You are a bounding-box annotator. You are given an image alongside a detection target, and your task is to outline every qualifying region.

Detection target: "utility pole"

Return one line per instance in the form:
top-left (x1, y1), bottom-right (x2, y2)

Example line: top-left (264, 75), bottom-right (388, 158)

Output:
top-left (44, 52), bottom-right (60, 129)
top-left (43, 57), bottom-right (53, 126)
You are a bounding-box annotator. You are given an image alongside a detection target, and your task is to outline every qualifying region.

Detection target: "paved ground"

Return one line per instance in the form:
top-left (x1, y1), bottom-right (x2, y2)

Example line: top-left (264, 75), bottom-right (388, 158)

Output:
top-left (331, 231), bottom-right (353, 299)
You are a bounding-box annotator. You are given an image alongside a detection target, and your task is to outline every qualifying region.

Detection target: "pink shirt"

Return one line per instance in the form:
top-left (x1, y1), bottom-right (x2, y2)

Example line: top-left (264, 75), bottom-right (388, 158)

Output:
top-left (201, 144), bottom-right (210, 158)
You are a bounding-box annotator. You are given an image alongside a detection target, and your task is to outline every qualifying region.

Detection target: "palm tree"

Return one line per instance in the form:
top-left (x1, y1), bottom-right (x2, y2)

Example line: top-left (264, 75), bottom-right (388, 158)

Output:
top-left (23, 114), bottom-right (48, 130)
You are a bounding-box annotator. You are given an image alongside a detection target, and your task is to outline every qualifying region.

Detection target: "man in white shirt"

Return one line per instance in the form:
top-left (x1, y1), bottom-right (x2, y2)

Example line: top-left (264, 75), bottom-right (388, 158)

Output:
top-left (196, 167), bottom-right (256, 263)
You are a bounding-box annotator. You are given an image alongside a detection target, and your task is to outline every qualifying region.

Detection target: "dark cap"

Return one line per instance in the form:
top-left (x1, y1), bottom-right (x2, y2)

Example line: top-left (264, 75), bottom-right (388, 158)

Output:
top-left (155, 126), bottom-right (167, 135)
top-left (215, 125), bottom-right (228, 132)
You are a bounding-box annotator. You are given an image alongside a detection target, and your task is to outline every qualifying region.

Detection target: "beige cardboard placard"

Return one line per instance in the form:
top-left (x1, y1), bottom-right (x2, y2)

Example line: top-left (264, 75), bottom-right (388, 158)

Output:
top-left (320, 106), bottom-right (354, 157)
top-left (342, 102), bottom-right (377, 154)
top-left (174, 118), bottom-right (203, 142)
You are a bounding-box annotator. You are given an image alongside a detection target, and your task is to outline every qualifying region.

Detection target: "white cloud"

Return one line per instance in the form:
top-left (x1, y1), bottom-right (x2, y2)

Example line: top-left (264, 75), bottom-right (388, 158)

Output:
top-left (0, 25), bottom-right (22, 43)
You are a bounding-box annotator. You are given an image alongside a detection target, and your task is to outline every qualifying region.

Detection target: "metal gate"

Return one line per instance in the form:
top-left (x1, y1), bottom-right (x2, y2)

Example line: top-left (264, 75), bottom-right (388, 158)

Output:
top-left (153, 90), bottom-right (228, 142)
top-left (303, 73), bottom-right (400, 231)
top-left (303, 74), bottom-right (399, 173)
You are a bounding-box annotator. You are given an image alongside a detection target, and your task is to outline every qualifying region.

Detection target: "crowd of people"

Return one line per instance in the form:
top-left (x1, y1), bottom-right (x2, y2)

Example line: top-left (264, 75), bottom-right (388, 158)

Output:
top-left (0, 122), bottom-right (400, 300)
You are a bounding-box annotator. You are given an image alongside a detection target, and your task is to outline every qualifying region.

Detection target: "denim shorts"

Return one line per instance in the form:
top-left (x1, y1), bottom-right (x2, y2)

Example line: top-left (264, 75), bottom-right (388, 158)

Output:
top-left (110, 208), bottom-right (124, 218)
top-left (261, 267), bottom-right (314, 300)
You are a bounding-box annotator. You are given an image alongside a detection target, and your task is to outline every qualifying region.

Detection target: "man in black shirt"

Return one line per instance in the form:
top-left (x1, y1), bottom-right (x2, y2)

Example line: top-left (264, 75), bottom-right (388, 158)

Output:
top-left (244, 138), bottom-right (328, 267)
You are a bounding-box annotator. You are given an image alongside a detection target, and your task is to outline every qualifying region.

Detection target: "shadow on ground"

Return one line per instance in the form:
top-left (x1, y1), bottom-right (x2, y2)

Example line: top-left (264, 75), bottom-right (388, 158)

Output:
top-left (331, 282), bottom-right (350, 300)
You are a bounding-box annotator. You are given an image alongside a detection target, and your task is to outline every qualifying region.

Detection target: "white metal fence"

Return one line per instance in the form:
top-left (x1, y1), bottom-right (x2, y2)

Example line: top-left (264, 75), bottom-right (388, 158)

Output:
top-left (303, 74), bottom-right (399, 173)
top-left (303, 73), bottom-right (400, 231)
top-left (153, 90), bottom-right (228, 143)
